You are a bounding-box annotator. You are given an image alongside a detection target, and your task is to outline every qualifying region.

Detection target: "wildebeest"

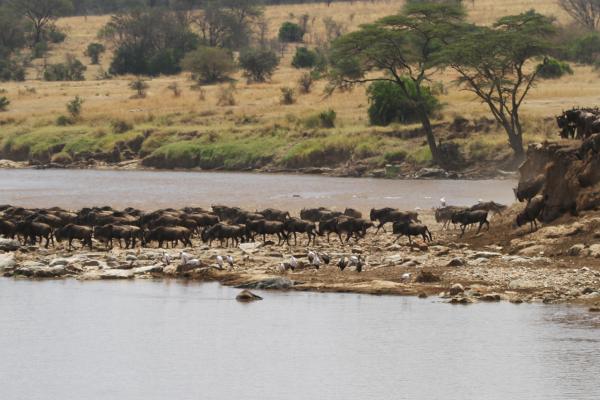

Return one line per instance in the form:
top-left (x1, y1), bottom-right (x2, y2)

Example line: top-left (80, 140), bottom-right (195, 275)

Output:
top-left (392, 221), bottom-right (432, 245)
top-left (246, 219), bottom-right (286, 245)
top-left (283, 218), bottom-right (318, 246)
top-left (452, 210), bottom-right (489, 238)
top-left (468, 201), bottom-right (507, 216)
top-left (300, 207), bottom-right (342, 222)
top-left (258, 208), bottom-right (290, 222)
top-left (16, 220), bottom-right (54, 248)
top-left (370, 208), bottom-right (419, 234)
top-left (435, 206), bottom-right (467, 230)
top-left (145, 226), bottom-right (193, 248)
top-left (516, 195), bottom-right (545, 232)
top-left (0, 218), bottom-right (17, 239)
top-left (343, 208), bottom-right (362, 219)
top-left (334, 217), bottom-right (373, 244)
top-left (201, 223), bottom-right (246, 247)
top-left (514, 175), bottom-right (545, 203)
top-left (55, 224), bottom-right (93, 250)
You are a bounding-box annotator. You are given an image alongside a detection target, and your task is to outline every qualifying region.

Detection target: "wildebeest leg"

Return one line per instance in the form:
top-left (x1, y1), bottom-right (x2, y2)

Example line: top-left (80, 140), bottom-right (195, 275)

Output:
top-left (345, 233), bottom-right (352, 243)
top-left (44, 234), bottom-right (50, 248)
top-left (263, 233), bottom-right (267, 243)
top-left (393, 234), bottom-right (401, 244)
top-left (485, 221), bottom-right (490, 231)
top-left (408, 235), bottom-right (413, 246)
top-left (293, 232), bottom-right (297, 246)
top-left (460, 225), bottom-right (466, 238)
top-left (338, 233), bottom-right (344, 245)
top-left (476, 221), bottom-right (483, 234)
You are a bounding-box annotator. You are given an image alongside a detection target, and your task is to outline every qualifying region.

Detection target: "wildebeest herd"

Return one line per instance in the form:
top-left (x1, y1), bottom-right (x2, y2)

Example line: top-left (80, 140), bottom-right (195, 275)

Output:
top-left (0, 201), bottom-right (516, 252)
top-left (556, 107), bottom-right (600, 139)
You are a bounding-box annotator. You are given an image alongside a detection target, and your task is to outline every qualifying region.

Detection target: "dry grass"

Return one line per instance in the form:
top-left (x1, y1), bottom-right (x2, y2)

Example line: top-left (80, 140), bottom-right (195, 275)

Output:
top-left (0, 0), bottom-right (593, 167)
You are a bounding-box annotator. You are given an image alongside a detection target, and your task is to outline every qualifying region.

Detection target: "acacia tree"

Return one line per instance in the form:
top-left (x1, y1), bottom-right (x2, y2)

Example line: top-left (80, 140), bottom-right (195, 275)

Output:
top-left (328, 3), bottom-right (465, 166)
top-left (442, 11), bottom-right (555, 160)
top-left (9, 0), bottom-right (73, 45)
top-left (559, 0), bottom-right (600, 30)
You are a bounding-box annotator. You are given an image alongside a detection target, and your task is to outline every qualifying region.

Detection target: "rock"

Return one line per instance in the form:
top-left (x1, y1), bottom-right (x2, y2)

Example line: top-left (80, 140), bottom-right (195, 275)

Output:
top-left (582, 287), bottom-right (595, 295)
top-left (588, 244), bottom-right (600, 258)
top-left (446, 258), bottom-right (464, 267)
top-left (82, 259), bottom-right (102, 267)
top-left (472, 251), bottom-right (502, 259)
top-left (0, 253), bottom-right (16, 272)
top-left (0, 238), bottom-right (20, 252)
top-left (414, 167), bottom-right (450, 179)
top-left (401, 260), bottom-right (418, 267)
top-left (387, 244), bottom-right (402, 251)
top-left (449, 283), bottom-right (465, 296)
top-left (568, 244), bottom-right (586, 256)
top-left (132, 264), bottom-right (164, 275)
top-left (417, 292), bottom-right (428, 298)
top-left (383, 255), bottom-right (403, 265)
top-left (508, 279), bottom-right (538, 290)
top-left (238, 277), bottom-right (294, 290)
top-left (470, 257), bottom-right (489, 265)
top-left (49, 258), bottom-right (70, 267)
top-left (239, 242), bottom-right (262, 254)
top-left (589, 306), bottom-right (600, 312)
top-left (33, 266), bottom-right (67, 278)
top-left (449, 297), bottom-right (473, 305)
top-left (517, 245), bottom-right (548, 257)
top-left (415, 271), bottom-right (440, 283)
top-left (480, 293), bottom-right (502, 302)
top-left (125, 255), bottom-right (137, 262)
top-left (100, 269), bottom-right (134, 279)
top-left (236, 290), bottom-right (263, 302)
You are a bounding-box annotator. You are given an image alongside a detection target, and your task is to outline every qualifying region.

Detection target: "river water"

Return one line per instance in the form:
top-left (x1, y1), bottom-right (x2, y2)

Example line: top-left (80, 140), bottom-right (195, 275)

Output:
top-left (0, 279), bottom-right (598, 400)
top-left (0, 169), bottom-right (516, 211)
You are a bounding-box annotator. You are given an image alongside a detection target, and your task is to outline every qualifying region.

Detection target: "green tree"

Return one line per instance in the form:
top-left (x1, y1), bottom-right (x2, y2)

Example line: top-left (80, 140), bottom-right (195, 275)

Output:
top-left (9, 0), bottom-right (73, 45)
top-left (181, 46), bottom-right (237, 83)
top-left (559, 0), bottom-right (600, 31)
top-left (291, 47), bottom-right (317, 68)
top-left (328, 3), bottom-right (465, 166)
top-left (85, 42), bottom-right (105, 64)
top-left (278, 21), bottom-right (304, 42)
top-left (442, 11), bottom-right (555, 160)
top-left (239, 48), bottom-right (278, 82)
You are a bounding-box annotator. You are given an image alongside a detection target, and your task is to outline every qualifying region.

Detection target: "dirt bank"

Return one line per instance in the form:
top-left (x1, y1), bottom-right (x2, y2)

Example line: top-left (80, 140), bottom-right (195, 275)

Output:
top-left (2, 209), bottom-right (599, 308)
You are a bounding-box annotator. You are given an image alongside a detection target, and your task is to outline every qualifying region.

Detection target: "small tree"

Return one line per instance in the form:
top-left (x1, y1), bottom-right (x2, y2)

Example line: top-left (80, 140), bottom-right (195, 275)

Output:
top-left (85, 42), bottom-right (105, 65)
top-left (217, 83), bottom-right (236, 106)
top-left (535, 57), bottom-right (573, 79)
top-left (297, 72), bottom-right (314, 93)
top-left (67, 96), bottom-right (84, 118)
top-left (278, 22), bottom-right (304, 42)
top-left (239, 48), bottom-right (279, 83)
top-left (559, 0), bottom-right (600, 31)
top-left (292, 47), bottom-right (317, 68)
top-left (167, 82), bottom-right (181, 97)
top-left (442, 11), bottom-right (555, 160)
top-left (9, 0), bottom-right (73, 45)
top-left (280, 87), bottom-right (296, 104)
top-left (43, 54), bottom-right (86, 81)
top-left (0, 96), bottom-right (9, 111)
top-left (181, 46), bottom-right (236, 84)
top-left (129, 78), bottom-right (149, 98)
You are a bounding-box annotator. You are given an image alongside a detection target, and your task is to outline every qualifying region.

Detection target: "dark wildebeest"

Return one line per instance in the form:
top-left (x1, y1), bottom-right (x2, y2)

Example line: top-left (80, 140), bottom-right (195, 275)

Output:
top-left (516, 195), bottom-right (545, 232)
top-left (55, 224), bottom-right (93, 250)
top-left (514, 175), bottom-right (545, 203)
top-left (300, 208), bottom-right (342, 223)
top-left (435, 206), bottom-right (467, 230)
top-left (392, 221), bottom-right (432, 245)
top-left (16, 220), bottom-right (54, 248)
top-left (468, 201), bottom-right (507, 216)
top-left (0, 218), bottom-right (17, 239)
top-left (283, 218), bottom-right (318, 246)
top-left (258, 208), bottom-right (290, 222)
top-left (334, 217), bottom-right (373, 244)
top-left (246, 219), bottom-right (286, 244)
top-left (452, 210), bottom-right (489, 238)
top-left (370, 208), bottom-right (419, 234)
top-left (201, 223), bottom-right (246, 247)
top-left (318, 217), bottom-right (339, 243)
top-left (145, 226), bottom-right (193, 248)
top-left (344, 208), bottom-right (362, 219)
top-left (211, 205), bottom-right (244, 222)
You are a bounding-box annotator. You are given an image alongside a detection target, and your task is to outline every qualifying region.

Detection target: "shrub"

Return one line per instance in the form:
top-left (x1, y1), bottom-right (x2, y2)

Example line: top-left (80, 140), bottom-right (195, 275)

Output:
top-left (67, 96), bottom-right (84, 118)
top-left (297, 72), bottom-right (314, 93)
top-left (167, 82), bottom-right (181, 97)
top-left (51, 151), bottom-right (72, 165)
top-left (569, 32), bottom-right (600, 64)
top-left (47, 26), bottom-right (67, 44)
top-left (56, 115), bottom-right (73, 126)
top-left (280, 87), bottom-right (296, 105)
top-left (318, 109), bottom-right (336, 128)
top-left (217, 84), bottom-right (236, 106)
top-left (239, 48), bottom-right (279, 82)
top-left (0, 57), bottom-right (25, 81)
top-left (292, 47), bottom-right (317, 68)
top-left (85, 43), bottom-right (106, 65)
top-left (278, 22), bottom-right (304, 42)
top-left (31, 41), bottom-right (49, 59)
top-left (111, 119), bottom-right (133, 133)
top-left (437, 141), bottom-right (465, 170)
top-left (366, 79), bottom-right (439, 126)
top-left (0, 96), bottom-right (9, 111)
top-left (129, 78), bottom-right (149, 98)
top-left (536, 57), bottom-right (573, 79)
top-left (181, 46), bottom-right (236, 84)
top-left (384, 150), bottom-right (407, 163)
top-left (43, 55), bottom-right (87, 81)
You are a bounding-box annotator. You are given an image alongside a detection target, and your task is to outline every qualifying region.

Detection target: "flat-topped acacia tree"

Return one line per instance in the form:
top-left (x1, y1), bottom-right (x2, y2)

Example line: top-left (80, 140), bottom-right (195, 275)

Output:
top-left (328, 3), bottom-right (465, 167)
top-left (441, 11), bottom-right (555, 161)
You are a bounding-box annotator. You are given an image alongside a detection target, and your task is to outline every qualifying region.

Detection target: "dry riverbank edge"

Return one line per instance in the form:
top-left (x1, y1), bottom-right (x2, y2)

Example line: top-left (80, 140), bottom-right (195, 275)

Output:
top-left (0, 158), bottom-right (518, 180)
top-left (1, 208), bottom-right (600, 310)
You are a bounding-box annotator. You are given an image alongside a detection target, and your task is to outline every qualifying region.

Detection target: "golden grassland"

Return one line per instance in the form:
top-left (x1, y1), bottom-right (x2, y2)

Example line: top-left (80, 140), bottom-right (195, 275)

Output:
top-left (0, 0), bottom-right (594, 171)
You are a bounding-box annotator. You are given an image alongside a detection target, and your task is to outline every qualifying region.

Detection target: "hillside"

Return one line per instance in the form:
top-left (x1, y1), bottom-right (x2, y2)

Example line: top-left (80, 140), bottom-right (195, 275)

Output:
top-left (0, 0), bottom-right (593, 176)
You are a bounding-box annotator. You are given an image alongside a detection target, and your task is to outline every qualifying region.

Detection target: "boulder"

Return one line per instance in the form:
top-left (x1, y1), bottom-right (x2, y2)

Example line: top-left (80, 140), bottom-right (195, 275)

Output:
top-left (33, 266), bottom-right (68, 278)
top-left (49, 258), bottom-right (70, 267)
top-left (236, 290), bottom-right (263, 302)
top-left (517, 245), bottom-right (548, 257)
top-left (132, 264), bottom-right (164, 275)
top-left (0, 238), bottom-right (20, 252)
top-left (238, 277), bottom-right (294, 290)
top-left (508, 279), bottom-right (538, 290)
top-left (415, 271), bottom-right (440, 283)
top-left (471, 251), bottom-right (502, 259)
top-left (567, 244), bottom-right (586, 257)
top-left (480, 293), bottom-right (502, 302)
top-left (449, 283), bottom-right (465, 296)
top-left (100, 269), bottom-right (134, 279)
top-left (0, 253), bottom-right (16, 272)
top-left (446, 258), bottom-right (464, 267)
top-left (588, 244), bottom-right (600, 258)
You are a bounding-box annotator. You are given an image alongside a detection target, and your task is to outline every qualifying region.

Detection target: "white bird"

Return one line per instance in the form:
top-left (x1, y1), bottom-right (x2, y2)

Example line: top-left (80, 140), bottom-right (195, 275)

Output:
top-left (186, 258), bottom-right (201, 267)
top-left (338, 256), bottom-right (348, 271)
top-left (311, 254), bottom-right (321, 269)
top-left (289, 256), bottom-right (298, 270)
top-left (216, 255), bottom-right (224, 269)
top-left (179, 251), bottom-right (191, 265)
top-left (307, 251), bottom-right (316, 263)
top-left (349, 255), bottom-right (359, 267)
top-left (226, 255), bottom-right (234, 268)
top-left (401, 272), bottom-right (412, 282)
top-left (440, 197), bottom-right (447, 207)
top-left (277, 263), bottom-right (286, 273)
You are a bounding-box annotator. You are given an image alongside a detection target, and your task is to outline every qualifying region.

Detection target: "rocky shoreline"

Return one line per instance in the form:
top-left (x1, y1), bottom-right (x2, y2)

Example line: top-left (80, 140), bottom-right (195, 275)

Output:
top-left (2, 209), bottom-right (599, 310)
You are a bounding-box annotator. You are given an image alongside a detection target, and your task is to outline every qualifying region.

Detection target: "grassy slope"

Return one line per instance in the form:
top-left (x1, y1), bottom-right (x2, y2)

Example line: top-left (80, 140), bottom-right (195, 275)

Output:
top-left (0, 0), bottom-right (589, 172)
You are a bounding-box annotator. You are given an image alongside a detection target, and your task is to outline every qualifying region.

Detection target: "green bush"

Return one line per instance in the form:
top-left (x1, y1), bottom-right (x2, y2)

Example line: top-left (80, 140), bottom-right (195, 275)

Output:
top-left (0, 96), bottom-right (9, 111)
top-left (67, 96), bottom-right (84, 118)
top-left (569, 32), bottom-right (600, 64)
top-left (85, 43), bottom-right (106, 65)
top-left (129, 78), bottom-right (149, 98)
top-left (51, 151), bottom-right (72, 165)
top-left (181, 46), bottom-right (236, 84)
top-left (318, 109), bottom-right (336, 128)
top-left (278, 22), bottom-right (304, 42)
top-left (0, 57), bottom-right (25, 81)
top-left (280, 87), bottom-right (296, 105)
top-left (31, 41), bottom-right (49, 59)
top-left (43, 55), bottom-right (86, 81)
top-left (384, 150), bottom-right (407, 163)
top-left (366, 79), bottom-right (439, 126)
top-left (292, 47), bottom-right (317, 68)
top-left (47, 26), bottom-right (67, 44)
top-left (536, 57), bottom-right (573, 79)
top-left (239, 48), bottom-right (279, 82)
top-left (111, 120), bottom-right (133, 133)
top-left (56, 115), bottom-right (73, 126)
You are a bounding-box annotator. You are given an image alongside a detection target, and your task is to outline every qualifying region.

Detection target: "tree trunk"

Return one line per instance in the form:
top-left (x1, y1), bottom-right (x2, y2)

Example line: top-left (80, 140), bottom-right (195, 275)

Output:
top-left (508, 130), bottom-right (525, 162)
top-left (420, 114), bottom-right (440, 166)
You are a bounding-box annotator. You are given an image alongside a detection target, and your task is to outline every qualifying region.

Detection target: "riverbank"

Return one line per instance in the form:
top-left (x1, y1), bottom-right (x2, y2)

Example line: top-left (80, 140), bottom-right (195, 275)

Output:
top-left (2, 208), bottom-right (599, 309)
